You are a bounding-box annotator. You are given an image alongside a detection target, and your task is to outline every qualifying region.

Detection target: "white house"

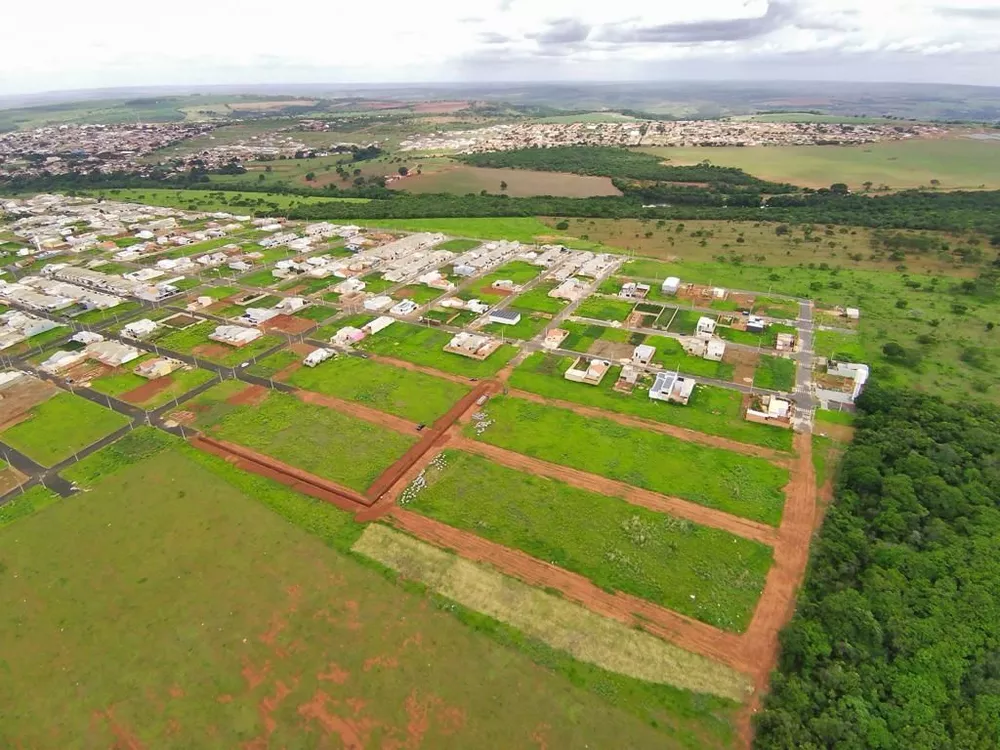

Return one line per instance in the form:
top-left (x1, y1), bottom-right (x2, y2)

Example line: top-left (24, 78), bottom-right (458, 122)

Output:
top-left (488, 309), bottom-right (521, 326)
top-left (649, 371), bottom-right (696, 405)
top-left (363, 295), bottom-right (393, 312)
top-left (390, 299), bottom-right (418, 316)
top-left (122, 318), bottom-right (158, 339)
top-left (696, 317), bottom-right (717, 337)
top-left (632, 344), bottom-right (656, 366)
top-left (661, 277), bottom-right (680, 295)
top-left (304, 348), bottom-right (334, 367)
top-left (209, 325), bottom-right (262, 347)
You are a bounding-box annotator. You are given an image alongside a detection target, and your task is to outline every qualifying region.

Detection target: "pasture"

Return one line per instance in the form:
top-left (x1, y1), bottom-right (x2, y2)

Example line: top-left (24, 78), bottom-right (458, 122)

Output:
top-left (638, 137), bottom-right (1000, 190)
top-left (469, 396), bottom-right (790, 525)
top-left (405, 450), bottom-right (772, 632)
top-left (84, 188), bottom-right (370, 214)
top-left (0, 448), bottom-right (723, 749)
top-left (392, 164), bottom-right (622, 198)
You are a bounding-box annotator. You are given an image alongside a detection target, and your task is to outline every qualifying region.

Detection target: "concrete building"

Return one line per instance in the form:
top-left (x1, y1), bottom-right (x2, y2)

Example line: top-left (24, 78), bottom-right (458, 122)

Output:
top-left (122, 319), bottom-right (158, 339)
top-left (488, 309), bottom-right (521, 326)
top-left (564, 357), bottom-right (611, 386)
top-left (632, 344), bottom-right (656, 365)
top-left (776, 333), bottom-right (796, 352)
top-left (71, 330), bottom-right (104, 346)
top-left (209, 325), bottom-right (262, 347)
top-left (135, 357), bottom-right (181, 379)
top-left (745, 394), bottom-right (794, 428)
top-left (619, 282), bottom-right (650, 299)
top-left (746, 316), bottom-right (767, 333)
top-left (444, 332), bottom-right (501, 360)
top-left (304, 348), bottom-right (334, 367)
top-left (549, 278), bottom-right (586, 302)
top-left (614, 363), bottom-right (641, 393)
top-left (649, 371), bottom-right (695, 405)
top-left (696, 317), bottom-right (717, 337)
top-left (363, 295), bottom-right (393, 312)
top-left (542, 328), bottom-right (569, 350)
top-left (364, 316), bottom-right (395, 335)
top-left (661, 277), bottom-right (680, 295)
top-left (390, 299), bottom-right (418, 316)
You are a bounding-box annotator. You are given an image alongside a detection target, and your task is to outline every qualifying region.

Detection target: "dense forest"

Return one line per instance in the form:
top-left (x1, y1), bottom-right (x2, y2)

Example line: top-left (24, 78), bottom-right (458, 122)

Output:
top-left (755, 385), bottom-right (1000, 749)
top-left (459, 146), bottom-right (796, 192)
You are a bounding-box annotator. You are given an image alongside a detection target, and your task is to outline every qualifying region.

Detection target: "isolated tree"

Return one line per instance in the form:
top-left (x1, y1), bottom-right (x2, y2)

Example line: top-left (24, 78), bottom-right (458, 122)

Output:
top-left (257, 173), bottom-right (265, 182)
top-left (398, 166), bottom-right (409, 176)
top-left (500, 180), bottom-right (508, 192)
top-left (305, 172), bottom-right (316, 181)
top-left (862, 180), bottom-right (873, 192)
top-left (830, 183), bottom-right (850, 195)
top-left (265, 165), bottom-right (273, 173)
top-left (930, 179), bottom-right (941, 188)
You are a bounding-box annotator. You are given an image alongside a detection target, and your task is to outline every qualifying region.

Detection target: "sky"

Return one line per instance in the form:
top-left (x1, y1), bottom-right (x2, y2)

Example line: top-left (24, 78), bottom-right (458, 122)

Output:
top-left (2, 0), bottom-right (1000, 95)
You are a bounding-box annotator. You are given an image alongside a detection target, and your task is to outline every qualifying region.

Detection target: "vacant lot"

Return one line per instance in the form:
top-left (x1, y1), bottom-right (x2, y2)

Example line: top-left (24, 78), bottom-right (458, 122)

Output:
top-left (510, 353), bottom-right (793, 451)
top-left (469, 397), bottom-right (789, 525)
top-left (753, 355), bottom-right (797, 392)
top-left (511, 282), bottom-right (571, 314)
top-left (189, 383), bottom-right (414, 492)
top-left (638, 138), bottom-right (1000, 190)
top-left (576, 297), bottom-right (636, 322)
top-left (357, 322), bottom-right (517, 378)
top-left (89, 359), bottom-right (216, 408)
top-left (154, 321), bottom-right (282, 367)
top-left (2, 391), bottom-right (129, 466)
top-left (286, 354), bottom-right (469, 424)
top-left (393, 165), bottom-right (622, 197)
top-left (406, 450), bottom-right (772, 632)
top-left (0, 449), bottom-right (729, 749)
top-left (344, 217), bottom-right (605, 248)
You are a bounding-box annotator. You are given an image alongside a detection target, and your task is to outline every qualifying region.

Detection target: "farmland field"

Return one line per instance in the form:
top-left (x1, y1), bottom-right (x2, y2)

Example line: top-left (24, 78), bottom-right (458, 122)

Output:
top-left (469, 396), bottom-right (789, 525)
top-left (406, 450), bottom-right (773, 632)
top-left (286, 354), bottom-right (470, 423)
top-left (189, 383), bottom-right (415, 492)
top-left (392, 165), bottom-right (622, 197)
top-left (1, 392), bottom-right (129, 466)
top-left (509, 352), bottom-right (793, 450)
top-left (0, 448), bottom-right (735, 749)
top-left (343, 217), bottom-right (601, 247)
top-left (638, 138), bottom-right (1000, 190)
top-left (356, 322), bottom-right (518, 378)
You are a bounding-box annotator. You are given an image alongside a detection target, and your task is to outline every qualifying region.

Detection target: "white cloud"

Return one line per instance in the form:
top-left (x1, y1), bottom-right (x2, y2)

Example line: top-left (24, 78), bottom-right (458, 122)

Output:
top-left (1, 0), bottom-right (999, 94)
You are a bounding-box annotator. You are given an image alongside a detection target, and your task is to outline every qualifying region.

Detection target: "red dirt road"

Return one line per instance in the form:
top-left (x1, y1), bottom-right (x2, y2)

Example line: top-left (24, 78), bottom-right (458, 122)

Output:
top-left (190, 435), bottom-right (371, 512)
top-left (507, 388), bottom-right (790, 465)
top-left (389, 507), bottom-right (749, 674)
top-left (452, 437), bottom-right (779, 545)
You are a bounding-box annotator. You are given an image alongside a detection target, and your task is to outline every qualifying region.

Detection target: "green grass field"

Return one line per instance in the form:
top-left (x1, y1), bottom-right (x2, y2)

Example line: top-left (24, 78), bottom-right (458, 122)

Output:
top-left (2, 392), bottom-right (129, 467)
top-left (509, 353), bottom-right (793, 451)
top-left (511, 282), bottom-right (570, 314)
top-left (576, 297), bottom-right (636, 322)
top-left (668, 309), bottom-right (714, 335)
top-left (470, 396), bottom-right (789, 525)
top-left (0, 448), bottom-right (736, 749)
top-left (190, 384), bottom-right (414, 492)
top-left (84, 188), bottom-right (371, 213)
top-left (356, 322), bottom-right (518, 378)
top-left (286, 354), bottom-right (469, 424)
top-left (343, 217), bottom-right (596, 246)
top-left (394, 165), bottom-right (622, 198)
top-left (89, 359), bottom-right (216, 408)
top-left (437, 238), bottom-right (481, 252)
top-left (752, 355), bottom-right (797, 392)
top-left (407, 450), bottom-right (772, 632)
top-left (61, 427), bottom-right (178, 488)
top-left (480, 308), bottom-right (551, 341)
top-left (638, 138), bottom-right (1000, 190)
top-left (645, 336), bottom-right (736, 380)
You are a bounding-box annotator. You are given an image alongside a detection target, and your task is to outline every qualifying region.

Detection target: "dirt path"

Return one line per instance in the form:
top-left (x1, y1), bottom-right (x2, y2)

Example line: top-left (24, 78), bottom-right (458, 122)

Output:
top-left (363, 383), bottom-right (493, 508)
top-left (506, 388), bottom-right (790, 465)
top-left (190, 435), bottom-right (371, 512)
top-left (452, 437), bottom-right (778, 545)
top-left (389, 507), bottom-right (750, 675)
top-left (364, 354), bottom-right (474, 386)
top-left (293, 389), bottom-right (416, 435)
top-left (737, 430), bottom-right (818, 741)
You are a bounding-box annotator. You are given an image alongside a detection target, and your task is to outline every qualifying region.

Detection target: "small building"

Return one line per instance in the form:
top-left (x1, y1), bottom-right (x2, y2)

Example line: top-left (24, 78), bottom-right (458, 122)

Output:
top-left (304, 348), bottom-right (334, 367)
top-left (564, 357), bottom-right (611, 386)
top-left (828, 361), bottom-right (869, 401)
top-left (632, 344), bottom-right (656, 366)
top-left (661, 277), bottom-right (680, 295)
top-left (276, 297), bottom-right (307, 313)
top-left (209, 325), bottom-right (262, 347)
top-left (614, 363), bottom-right (641, 393)
top-left (390, 299), bottom-right (418, 316)
top-left (488, 309), bottom-right (521, 326)
top-left (491, 279), bottom-right (515, 291)
top-left (331, 326), bottom-right (365, 347)
top-left (334, 277), bottom-right (366, 295)
top-left (745, 394), bottom-right (794, 428)
top-left (619, 282), bottom-right (649, 299)
top-left (363, 295), bottom-right (393, 312)
top-left (71, 330), bottom-right (104, 346)
top-left (135, 357), bottom-right (181, 379)
top-left (444, 332), bottom-right (501, 360)
top-left (845, 307), bottom-right (860, 321)
top-left (549, 278), bottom-right (586, 302)
top-left (696, 317), bottom-right (717, 337)
top-left (465, 298), bottom-right (490, 314)
top-left (122, 318), bottom-right (158, 339)
top-left (40, 349), bottom-right (86, 373)
top-left (241, 307), bottom-right (280, 326)
top-left (86, 340), bottom-right (141, 367)
top-left (648, 371), bottom-right (696, 405)
top-left (542, 328), bottom-right (569, 350)
top-left (705, 338), bottom-right (726, 362)
top-left (746, 315), bottom-right (766, 333)
top-left (364, 316), bottom-right (395, 335)
top-left (453, 264), bottom-right (476, 277)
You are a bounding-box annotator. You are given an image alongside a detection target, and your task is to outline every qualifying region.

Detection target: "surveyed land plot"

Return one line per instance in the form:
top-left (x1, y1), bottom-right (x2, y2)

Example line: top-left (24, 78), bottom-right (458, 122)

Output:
top-left (286, 354), bottom-right (471, 424)
top-left (403, 450), bottom-right (773, 632)
top-left (509, 353), bottom-right (793, 452)
top-left (0, 449), bottom-right (729, 749)
top-left (1, 391), bottom-right (129, 467)
top-left (469, 397), bottom-right (789, 526)
top-left (185, 381), bottom-right (415, 492)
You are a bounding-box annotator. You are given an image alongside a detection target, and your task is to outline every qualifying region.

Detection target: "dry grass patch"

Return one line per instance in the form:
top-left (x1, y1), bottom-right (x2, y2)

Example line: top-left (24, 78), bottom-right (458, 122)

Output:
top-left (352, 524), bottom-right (752, 702)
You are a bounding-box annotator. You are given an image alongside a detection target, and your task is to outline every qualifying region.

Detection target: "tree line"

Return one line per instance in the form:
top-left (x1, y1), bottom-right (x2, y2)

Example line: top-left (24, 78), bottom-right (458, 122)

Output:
top-left (754, 384), bottom-right (1000, 749)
